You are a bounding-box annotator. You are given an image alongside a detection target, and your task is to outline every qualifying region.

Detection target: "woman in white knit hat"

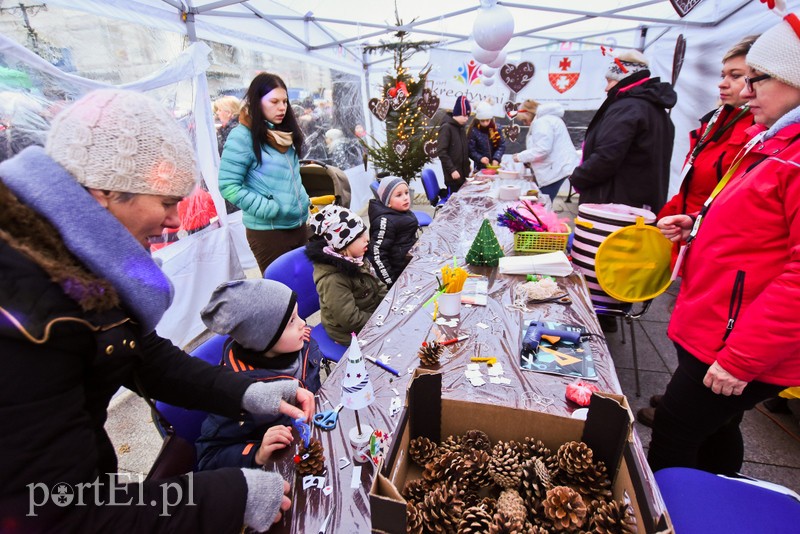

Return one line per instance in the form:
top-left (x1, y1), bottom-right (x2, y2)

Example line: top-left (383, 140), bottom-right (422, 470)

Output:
top-left (649, 8), bottom-right (800, 475)
top-left (0, 88), bottom-right (313, 533)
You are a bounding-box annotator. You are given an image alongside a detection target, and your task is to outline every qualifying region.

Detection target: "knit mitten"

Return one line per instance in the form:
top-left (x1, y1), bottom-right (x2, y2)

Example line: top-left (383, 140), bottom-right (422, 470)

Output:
top-left (242, 380), bottom-right (297, 416)
top-left (240, 468), bottom-right (287, 532)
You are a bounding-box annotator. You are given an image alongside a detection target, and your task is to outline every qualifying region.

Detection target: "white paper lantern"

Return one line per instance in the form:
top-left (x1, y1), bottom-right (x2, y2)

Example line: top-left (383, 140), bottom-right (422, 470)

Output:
top-left (471, 41), bottom-right (498, 64)
top-left (472, 4), bottom-right (514, 52)
top-left (481, 75), bottom-right (496, 87)
top-left (481, 66), bottom-right (497, 78)
top-left (487, 49), bottom-right (507, 69)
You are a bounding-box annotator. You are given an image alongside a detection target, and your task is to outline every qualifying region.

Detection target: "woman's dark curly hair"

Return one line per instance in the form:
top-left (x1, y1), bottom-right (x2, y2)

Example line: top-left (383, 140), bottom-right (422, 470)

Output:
top-left (245, 72), bottom-right (305, 164)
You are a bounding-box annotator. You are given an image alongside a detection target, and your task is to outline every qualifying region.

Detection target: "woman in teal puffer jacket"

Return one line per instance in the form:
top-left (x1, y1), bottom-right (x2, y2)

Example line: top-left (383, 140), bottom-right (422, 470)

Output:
top-left (219, 73), bottom-right (310, 273)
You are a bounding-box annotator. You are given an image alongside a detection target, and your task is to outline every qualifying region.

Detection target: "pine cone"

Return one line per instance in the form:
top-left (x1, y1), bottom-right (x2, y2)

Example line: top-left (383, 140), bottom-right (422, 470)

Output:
top-left (478, 496), bottom-right (498, 517)
top-left (423, 450), bottom-right (465, 485)
top-left (528, 524), bottom-right (552, 534)
top-left (409, 436), bottom-right (439, 467)
top-left (489, 510), bottom-right (529, 534)
top-left (497, 489), bottom-right (527, 524)
top-left (590, 499), bottom-right (637, 534)
top-left (522, 437), bottom-right (552, 461)
top-left (407, 501), bottom-right (424, 534)
top-left (458, 505), bottom-right (494, 534)
top-left (438, 434), bottom-right (464, 455)
top-left (403, 479), bottom-right (430, 504)
top-left (460, 448), bottom-right (492, 489)
top-left (418, 483), bottom-right (465, 534)
top-left (462, 429), bottom-right (492, 452)
top-left (519, 457), bottom-right (553, 516)
top-left (296, 437), bottom-right (325, 476)
top-left (555, 441), bottom-right (593, 478)
top-left (419, 341), bottom-right (444, 366)
top-left (557, 460), bottom-right (613, 503)
top-left (490, 440), bottom-right (524, 489)
top-left (542, 486), bottom-right (588, 531)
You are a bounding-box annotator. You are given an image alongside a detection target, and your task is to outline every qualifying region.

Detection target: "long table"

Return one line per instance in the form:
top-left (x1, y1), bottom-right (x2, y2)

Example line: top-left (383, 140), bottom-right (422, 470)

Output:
top-left (269, 178), bottom-right (663, 533)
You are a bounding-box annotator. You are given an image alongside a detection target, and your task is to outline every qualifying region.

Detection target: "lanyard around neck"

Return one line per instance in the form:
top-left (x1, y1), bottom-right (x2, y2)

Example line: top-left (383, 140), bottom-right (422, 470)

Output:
top-left (686, 130), bottom-right (767, 244)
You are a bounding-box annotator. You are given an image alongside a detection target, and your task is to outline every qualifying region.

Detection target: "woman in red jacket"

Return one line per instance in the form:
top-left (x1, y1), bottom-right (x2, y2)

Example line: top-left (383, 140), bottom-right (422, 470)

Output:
top-left (658, 36), bottom-right (758, 220)
top-left (649, 13), bottom-right (800, 475)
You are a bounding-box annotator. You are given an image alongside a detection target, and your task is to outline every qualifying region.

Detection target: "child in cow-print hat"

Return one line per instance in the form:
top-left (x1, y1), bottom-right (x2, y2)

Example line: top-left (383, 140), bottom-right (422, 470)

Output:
top-left (305, 205), bottom-right (387, 344)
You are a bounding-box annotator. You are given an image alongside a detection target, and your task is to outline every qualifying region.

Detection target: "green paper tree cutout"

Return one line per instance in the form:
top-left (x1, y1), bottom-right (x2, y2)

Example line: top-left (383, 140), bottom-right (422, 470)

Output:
top-left (466, 219), bottom-right (505, 267)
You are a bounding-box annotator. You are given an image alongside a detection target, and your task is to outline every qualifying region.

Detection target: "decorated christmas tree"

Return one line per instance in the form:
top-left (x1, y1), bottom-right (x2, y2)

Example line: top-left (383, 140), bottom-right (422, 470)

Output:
top-left (362, 5), bottom-right (440, 184)
top-left (467, 218), bottom-right (505, 267)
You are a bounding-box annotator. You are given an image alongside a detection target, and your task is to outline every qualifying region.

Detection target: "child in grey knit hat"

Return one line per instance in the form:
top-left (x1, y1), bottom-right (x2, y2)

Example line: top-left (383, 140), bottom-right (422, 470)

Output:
top-left (196, 279), bottom-right (322, 471)
top-left (367, 177), bottom-right (419, 287)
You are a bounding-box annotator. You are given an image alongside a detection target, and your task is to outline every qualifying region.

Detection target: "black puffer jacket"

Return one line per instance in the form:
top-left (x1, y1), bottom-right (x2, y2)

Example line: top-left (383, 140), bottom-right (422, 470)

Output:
top-left (570, 71), bottom-right (677, 213)
top-left (367, 199), bottom-right (419, 287)
top-left (0, 199), bottom-right (254, 533)
top-left (437, 114), bottom-right (471, 192)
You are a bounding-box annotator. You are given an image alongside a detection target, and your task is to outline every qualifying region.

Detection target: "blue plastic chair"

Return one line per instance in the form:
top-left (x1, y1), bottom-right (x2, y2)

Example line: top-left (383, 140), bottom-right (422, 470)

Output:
top-left (264, 246), bottom-right (347, 363)
top-left (371, 179), bottom-right (431, 228)
top-left (655, 467), bottom-right (800, 533)
top-left (151, 334), bottom-right (227, 470)
top-left (421, 168), bottom-right (449, 211)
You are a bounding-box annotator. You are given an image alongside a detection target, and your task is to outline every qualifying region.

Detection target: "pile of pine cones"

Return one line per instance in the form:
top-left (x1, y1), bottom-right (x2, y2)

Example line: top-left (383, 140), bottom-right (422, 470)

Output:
top-left (404, 431), bottom-right (637, 533)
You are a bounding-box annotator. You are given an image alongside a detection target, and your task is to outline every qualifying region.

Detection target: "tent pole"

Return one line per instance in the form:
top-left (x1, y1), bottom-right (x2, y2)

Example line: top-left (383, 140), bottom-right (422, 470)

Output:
top-left (638, 26), bottom-right (649, 52)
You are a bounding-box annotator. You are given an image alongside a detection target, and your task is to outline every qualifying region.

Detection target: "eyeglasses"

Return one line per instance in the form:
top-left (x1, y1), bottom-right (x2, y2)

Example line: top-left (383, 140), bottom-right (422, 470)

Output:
top-left (744, 74), bottom-right (771, 92)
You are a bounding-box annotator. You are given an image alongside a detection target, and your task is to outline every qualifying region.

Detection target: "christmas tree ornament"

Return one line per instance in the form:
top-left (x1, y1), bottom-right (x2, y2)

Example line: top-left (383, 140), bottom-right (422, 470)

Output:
top-left (543, 485), bottom-right (588, 531)
top-left (418, 340), bottom-right (444, 366)
top-left (481, 66), bottom-right (498, 78)
top-left (502, 123), bottom-right (520, 142)
top-left (387, 87), bottom-right (408, 110)
top-left (423, 139), bottom-right (438, 158)
top-left (368, 98), bottom-right (390, 121)
top-left (472, 0), bottom-right (515, 52)
top-left (392, 139), bottom-right (409, 158)
top-left (500, 62), bottom-right (535, 93)
top-left (481, 75), bottom-right (496, 87)
top-left (503, 101), bottom-right (518, 119)
top-left (466, 217), bottom-right (505, 266)
top-left (421, 88), bottom-right (440, 119)
top-left (294, 437), bottom-right (325, 476)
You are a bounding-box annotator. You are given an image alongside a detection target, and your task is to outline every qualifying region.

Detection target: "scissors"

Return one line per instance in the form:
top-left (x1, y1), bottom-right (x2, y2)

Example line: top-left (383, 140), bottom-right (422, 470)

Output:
top-left (313, 404), bottom-right (343, 430)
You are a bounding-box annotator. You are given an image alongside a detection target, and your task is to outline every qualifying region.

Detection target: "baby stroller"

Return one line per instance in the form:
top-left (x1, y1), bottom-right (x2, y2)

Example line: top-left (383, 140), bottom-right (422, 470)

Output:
top-left (299, 159), bottom-right (352, 212)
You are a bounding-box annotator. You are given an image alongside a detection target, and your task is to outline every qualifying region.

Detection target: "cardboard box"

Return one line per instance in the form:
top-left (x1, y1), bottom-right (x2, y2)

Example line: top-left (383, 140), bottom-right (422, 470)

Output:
top-left (370, 370), bottom-right (672, 533)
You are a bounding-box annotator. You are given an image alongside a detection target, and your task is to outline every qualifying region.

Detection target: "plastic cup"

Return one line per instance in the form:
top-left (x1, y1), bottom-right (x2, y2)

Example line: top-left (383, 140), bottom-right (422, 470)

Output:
top-left (438, 291), bottom-right (462, 316)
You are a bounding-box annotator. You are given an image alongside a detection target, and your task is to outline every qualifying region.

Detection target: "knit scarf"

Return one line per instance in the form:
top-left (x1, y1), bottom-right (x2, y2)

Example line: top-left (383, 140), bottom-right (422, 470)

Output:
top-left (477, 121), bottom-right (502, 150)
top-left (0, 147), bottom-right (174, 332)
top-left (265, 128), bottom-right (294, 154)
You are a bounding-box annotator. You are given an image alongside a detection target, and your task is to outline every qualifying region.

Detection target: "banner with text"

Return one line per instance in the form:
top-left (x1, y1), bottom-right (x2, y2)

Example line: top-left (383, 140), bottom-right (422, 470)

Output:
top-left (427, 48), bottom-right (608, 112)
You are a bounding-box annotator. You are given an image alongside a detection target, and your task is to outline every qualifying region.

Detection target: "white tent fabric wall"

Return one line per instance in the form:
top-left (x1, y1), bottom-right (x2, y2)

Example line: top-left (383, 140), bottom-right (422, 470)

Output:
top-left (647, 0), bottom-right (800, 199)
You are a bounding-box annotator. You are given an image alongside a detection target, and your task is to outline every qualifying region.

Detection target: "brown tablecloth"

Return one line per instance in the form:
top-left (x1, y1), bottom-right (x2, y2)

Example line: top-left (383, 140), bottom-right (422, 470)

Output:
top-left (270, 179), bottom-right (655, 533)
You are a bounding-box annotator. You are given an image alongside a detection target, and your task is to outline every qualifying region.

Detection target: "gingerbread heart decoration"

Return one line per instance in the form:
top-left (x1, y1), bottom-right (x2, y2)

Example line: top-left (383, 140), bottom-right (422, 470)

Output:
top-left (420, 89), bottom-right (440, 119)
top-left (500, 62), bottom-right (535, 93)
top-left (392, 139), bottom-right (409, 158)
top-left (503, 101), bottom-right (518, 119)
top-left (387, 88), bottom-right (407, 110)
top-left (369, 98), bottom-right (390, 121)
top-left (502, 124), bottom-right (520, 143)
top-left (423, 139), bottom-right (438, 158)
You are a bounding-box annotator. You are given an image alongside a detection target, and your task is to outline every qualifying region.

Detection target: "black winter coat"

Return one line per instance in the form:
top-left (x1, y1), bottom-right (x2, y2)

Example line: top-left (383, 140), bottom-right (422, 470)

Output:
top-left (437, 115), bottom-right (471, 192)
top-left (467, 123), bottom-right (506, 170)
top-left (570, 71), bottom-right (677, 214)
top-left (0, 239), bottom-right (255, 533)
top-left (367, 199), bottom-right (419, 287)
top-left (196, 339), bottom-right (322, 470)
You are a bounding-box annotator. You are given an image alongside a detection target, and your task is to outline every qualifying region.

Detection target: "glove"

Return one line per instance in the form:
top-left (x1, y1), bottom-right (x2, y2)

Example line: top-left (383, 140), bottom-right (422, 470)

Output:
top-left (241, 468), bottom-right (288, 531)
top-left (242, 380), bottom-right (297, 416)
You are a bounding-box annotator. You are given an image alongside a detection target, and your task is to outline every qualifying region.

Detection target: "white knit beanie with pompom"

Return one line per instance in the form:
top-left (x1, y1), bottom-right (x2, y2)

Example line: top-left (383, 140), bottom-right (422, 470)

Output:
top-left (747, 13), bottom-right (800, 90)
top-left (46, 89), bottom-right (198, 198)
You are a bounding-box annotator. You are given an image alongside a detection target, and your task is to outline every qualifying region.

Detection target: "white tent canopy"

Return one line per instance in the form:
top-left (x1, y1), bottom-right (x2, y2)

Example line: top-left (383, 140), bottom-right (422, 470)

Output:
top-left (2, 0), bottom-right (797, 347)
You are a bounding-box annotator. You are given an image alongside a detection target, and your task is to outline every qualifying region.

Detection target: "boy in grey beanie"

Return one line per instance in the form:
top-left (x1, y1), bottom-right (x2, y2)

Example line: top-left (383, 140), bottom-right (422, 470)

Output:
top-left (196, 279), bottom-right (323, 473)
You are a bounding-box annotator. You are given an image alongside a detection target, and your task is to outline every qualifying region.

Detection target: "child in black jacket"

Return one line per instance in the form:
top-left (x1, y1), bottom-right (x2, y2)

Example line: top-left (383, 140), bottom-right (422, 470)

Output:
top-left (195, 279), bottom-right (322, 470)
top-left (367, 177), bottom-right (419, 287)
